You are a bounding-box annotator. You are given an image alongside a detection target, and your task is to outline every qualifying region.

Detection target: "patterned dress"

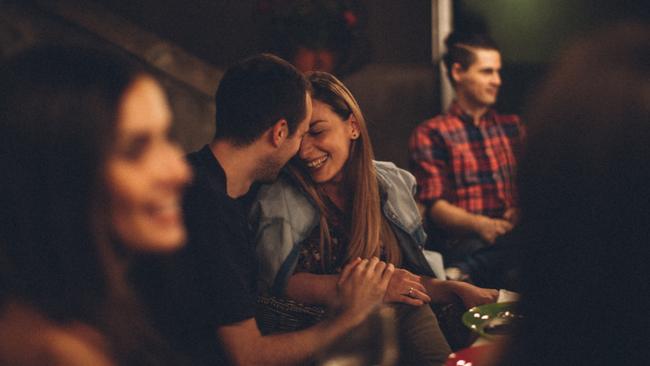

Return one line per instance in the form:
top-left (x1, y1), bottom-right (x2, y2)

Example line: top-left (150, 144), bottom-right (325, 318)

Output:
top-left (294, 194), bottom-right (389, 274)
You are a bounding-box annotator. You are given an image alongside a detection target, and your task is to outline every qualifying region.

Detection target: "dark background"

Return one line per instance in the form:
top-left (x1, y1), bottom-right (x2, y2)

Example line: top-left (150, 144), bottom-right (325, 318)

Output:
top-left (2, 0), bottom-right (647, 167)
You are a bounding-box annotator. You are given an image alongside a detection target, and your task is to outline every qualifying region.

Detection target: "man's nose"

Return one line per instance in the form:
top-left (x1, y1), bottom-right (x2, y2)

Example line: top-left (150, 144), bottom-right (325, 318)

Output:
top-left (493, 72), bottom-right (502, 86)
top-left (298, 137), bottom-right (313, 159)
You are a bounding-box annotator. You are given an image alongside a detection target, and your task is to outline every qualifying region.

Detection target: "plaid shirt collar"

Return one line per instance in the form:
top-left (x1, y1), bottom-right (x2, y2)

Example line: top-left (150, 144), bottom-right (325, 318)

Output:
top-left (447, 100), bottom-right (498, 125)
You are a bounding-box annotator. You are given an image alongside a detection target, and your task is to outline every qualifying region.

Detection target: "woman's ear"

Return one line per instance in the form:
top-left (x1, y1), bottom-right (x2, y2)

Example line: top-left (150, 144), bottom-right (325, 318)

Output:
top-left (348, 115), bottom-right (360, 140)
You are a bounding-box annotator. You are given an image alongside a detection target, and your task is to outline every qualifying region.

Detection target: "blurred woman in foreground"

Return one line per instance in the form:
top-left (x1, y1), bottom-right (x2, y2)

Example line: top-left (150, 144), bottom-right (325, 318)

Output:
top-left (0, 46), bottom-right (191, 365)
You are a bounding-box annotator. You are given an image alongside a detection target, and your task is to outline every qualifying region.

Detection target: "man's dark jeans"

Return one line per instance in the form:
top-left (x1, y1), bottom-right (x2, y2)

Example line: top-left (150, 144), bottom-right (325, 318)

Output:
top-left (427, 226), bottom-right (526, 291)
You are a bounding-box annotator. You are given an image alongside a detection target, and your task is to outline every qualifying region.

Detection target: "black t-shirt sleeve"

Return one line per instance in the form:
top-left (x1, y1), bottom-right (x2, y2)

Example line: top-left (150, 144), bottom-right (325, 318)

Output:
top-left (180, 184), bottom-right (258, 326)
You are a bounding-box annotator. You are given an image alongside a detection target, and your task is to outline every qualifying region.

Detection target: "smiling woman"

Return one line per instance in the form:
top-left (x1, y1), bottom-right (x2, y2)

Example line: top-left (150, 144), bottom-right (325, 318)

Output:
top-left (106, 76), bottom-right (190, 252)
top-left (298, 97), bottom-right (358, 187)
top-left (0, 45), bottom-right (189, 365)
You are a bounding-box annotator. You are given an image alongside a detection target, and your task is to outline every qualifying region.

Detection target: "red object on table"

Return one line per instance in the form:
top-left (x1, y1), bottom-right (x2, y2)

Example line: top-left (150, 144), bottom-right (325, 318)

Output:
top-left (445, 343), bottom-right (498, 366)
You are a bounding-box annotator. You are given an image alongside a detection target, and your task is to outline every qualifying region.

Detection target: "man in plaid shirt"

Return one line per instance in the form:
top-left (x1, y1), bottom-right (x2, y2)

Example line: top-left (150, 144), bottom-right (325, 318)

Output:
top-left (408, 32), bottom-right (525, 272)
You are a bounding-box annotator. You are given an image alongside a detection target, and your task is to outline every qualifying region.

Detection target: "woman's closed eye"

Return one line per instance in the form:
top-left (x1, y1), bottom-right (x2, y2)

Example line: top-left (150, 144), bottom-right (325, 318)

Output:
top-left (309, 128), bottom-right (326, 136)
top-left (117, 127), bottom-right (177, 161)
top-left (166, 127), bottom-right (181, 144)
top-left (308, 120), bottom-right (328, 136)
top-left (118, 134), bottom-right (151, 161)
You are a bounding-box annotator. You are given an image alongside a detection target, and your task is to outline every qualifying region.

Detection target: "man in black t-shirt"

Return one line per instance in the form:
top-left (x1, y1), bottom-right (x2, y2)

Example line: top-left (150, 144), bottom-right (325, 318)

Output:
top-left (132, 54), bottom-right (394, 365)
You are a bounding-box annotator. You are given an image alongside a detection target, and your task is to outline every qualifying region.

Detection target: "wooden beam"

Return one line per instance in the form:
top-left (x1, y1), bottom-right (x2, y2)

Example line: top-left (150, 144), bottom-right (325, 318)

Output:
top-left (39, 0), bottom-right (222, 97)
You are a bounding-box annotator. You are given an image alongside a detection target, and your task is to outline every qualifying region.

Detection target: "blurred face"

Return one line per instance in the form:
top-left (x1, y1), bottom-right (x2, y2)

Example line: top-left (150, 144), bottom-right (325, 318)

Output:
top-left (258, 92), bottom-right (312, 182)
top-left (454, 49), bottom-right (502, 109)
top-left (105, 76), bottom-right (192, 252)
top-left (292, 47), bottom-right (337, 74)
top-left (298, 99), bottom-right (358, 184)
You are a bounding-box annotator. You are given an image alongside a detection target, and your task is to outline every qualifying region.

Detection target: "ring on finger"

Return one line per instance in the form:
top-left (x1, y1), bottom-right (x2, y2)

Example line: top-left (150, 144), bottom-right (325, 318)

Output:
top-left (407, 287), bottom-right (414, 297)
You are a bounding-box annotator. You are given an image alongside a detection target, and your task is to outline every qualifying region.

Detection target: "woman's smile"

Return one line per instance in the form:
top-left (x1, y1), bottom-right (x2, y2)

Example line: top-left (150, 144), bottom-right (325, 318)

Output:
top-left (144, 197), bottom-right (183, 225)
top-left (305, 154), bottom-right (329, 169)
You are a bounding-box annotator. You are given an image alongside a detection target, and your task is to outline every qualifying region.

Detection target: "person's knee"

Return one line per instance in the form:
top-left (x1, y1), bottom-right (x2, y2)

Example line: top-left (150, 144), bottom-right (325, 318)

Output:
top-left (395, 305), bottom-right (451, 366)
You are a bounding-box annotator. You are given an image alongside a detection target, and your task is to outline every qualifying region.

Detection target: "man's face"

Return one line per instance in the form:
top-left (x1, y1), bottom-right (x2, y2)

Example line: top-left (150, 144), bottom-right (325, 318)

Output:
top-left (454, 49), bottom-right (502, 109)
top-left (257, 92), bottom-right (312, 183)
top-left (282, 92), bottom-right (313, 163)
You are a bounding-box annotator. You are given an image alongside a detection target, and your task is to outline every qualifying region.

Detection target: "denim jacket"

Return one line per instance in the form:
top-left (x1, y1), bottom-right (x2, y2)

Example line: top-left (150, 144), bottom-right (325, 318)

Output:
top-left (250, 161), bottom-right (435, 295)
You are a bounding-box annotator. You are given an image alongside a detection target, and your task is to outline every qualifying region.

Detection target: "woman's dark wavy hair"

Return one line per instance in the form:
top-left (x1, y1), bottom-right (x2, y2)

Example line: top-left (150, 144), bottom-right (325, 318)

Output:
top-left (0, 45), bottom-right (180, 365)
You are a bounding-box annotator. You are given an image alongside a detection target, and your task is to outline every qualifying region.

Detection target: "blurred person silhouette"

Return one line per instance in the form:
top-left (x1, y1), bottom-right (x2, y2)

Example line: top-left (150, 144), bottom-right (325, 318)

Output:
top-left (0, 45), bottom-right (191, 365)
top-left (255, 0), bottom-right (371, 76)
top-left (501, 22), bottom-right (650, 365)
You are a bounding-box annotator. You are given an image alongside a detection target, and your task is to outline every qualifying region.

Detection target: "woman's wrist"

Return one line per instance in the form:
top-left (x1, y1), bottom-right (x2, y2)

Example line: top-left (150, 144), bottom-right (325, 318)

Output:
top-left (421, 277), bottom-right (455, 304)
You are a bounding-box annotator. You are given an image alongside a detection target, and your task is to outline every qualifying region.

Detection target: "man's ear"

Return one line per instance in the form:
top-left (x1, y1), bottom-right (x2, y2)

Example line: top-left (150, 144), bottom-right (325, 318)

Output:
top-left (451, 62), bottom-right (464, 84)
top-left (270, 119), bottom-right (288, 147)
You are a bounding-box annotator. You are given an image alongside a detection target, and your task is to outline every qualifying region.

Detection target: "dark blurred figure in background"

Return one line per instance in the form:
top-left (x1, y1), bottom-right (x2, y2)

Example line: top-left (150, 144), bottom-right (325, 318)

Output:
top-left (0, 45), bottom-right (190, 365)
top-left (255, 0), bottom-right (371, 76)
top-left (502, 22), bottom-right (650, 365)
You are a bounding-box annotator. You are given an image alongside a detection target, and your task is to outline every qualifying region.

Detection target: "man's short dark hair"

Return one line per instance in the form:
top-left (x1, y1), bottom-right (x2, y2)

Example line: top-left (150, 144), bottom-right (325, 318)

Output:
top-left (442, 32), bottom-right (500, 86)
top-left (213, 53), bottom-right (311, 145)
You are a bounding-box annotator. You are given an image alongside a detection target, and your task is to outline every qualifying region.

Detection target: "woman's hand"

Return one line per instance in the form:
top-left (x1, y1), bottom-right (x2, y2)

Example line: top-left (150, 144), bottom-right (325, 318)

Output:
top-left (384, 268), bottom-right (431, 306)
top-left (447, 281), bottom-right (498, 309)
top-left (422, 277), bottom-right (498, 308)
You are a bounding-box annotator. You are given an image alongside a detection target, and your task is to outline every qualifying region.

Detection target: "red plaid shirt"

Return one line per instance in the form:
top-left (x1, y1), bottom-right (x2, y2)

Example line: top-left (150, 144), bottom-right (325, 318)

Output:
top-left (408, 102), bottom-right (525, 219)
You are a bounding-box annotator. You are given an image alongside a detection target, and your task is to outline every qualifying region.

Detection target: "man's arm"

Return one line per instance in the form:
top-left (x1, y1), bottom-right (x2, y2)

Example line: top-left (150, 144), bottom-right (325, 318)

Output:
top-left (429, 200), bottom-right (513, 244)
top-left (217, 316), bottom-right (355, 366)
top-left (218, 258), bottom-right (393, 366)
top-left (285, 273), bottom-right (340, 308)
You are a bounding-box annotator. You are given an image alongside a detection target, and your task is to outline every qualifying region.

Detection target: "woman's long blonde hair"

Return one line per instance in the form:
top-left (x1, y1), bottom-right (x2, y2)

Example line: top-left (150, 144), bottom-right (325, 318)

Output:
top-left (288, 71), bottom-right (401, 270)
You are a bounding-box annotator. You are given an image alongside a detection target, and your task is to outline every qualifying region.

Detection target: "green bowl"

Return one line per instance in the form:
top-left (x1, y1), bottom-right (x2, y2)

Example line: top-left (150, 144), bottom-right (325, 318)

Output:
top-left (462, 301), bottom-right (521, 339)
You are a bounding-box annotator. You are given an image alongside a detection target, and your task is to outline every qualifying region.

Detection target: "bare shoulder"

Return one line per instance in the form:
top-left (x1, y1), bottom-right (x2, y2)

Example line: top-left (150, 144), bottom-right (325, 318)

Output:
top-left (40, 324), bottom-right (114, 366)
top-left (0, 302), bottom-right (114, 366)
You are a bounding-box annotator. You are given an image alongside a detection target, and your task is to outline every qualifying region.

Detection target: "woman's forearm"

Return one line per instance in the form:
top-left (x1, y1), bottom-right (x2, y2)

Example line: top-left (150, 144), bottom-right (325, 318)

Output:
top-left (421, 276), bottom-right (498, 308)
top-left (421, 277), bottom-right (457, 304)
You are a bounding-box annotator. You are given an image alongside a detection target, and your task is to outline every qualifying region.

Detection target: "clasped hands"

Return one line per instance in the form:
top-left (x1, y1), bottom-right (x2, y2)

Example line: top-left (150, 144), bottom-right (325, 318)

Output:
top-left (475, 208), bottom-right (519, 244)
top-left (334, 257), bottom-right (394, 326)
top-left (336, 257), bottom-right (498, 315)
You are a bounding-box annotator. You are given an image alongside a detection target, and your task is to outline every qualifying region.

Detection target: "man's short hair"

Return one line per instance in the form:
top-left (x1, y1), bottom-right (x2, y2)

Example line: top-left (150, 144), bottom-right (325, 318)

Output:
top-left (442, 32), bottom-right (500, 86)
top-left (214, 53), bottom-right (311, 145)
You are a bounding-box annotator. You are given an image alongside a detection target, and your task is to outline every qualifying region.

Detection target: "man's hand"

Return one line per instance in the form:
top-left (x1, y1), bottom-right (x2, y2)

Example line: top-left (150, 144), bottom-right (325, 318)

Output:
top-left (503, 207), bottom-right (520, 225)
top-left (473, 215), bottom-right (513, 244)
top-left (429, 200), bottom-right (514, 242)
top-left (383, 268), bottom-right (430, 306)
top-left (336, 257), bottom-right (394, 326)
